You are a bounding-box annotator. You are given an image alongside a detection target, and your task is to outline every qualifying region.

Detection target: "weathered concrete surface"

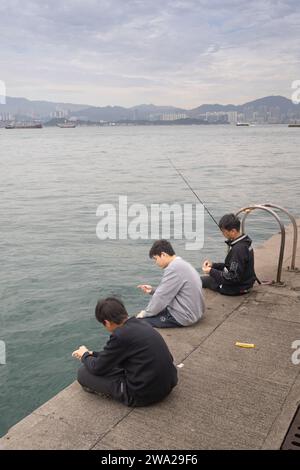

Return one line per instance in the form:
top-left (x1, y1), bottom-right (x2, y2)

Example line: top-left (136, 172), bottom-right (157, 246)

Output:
top-left (1, 221), bottom-right (300, 450)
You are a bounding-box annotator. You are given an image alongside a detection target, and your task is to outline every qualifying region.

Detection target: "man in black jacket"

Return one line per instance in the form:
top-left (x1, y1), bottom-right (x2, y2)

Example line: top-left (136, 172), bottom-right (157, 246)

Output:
top-left (72, 297), bottom-right (178, 406)
top-left (201, 213), bottom-right (257, 296)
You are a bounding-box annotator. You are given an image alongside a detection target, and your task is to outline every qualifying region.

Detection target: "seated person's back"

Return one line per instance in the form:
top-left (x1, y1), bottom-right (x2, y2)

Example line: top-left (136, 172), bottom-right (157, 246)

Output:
top-left (201, 213), bottom-right (257, 296)
top-left (73, 297), bottom-right (178, 406)
top-left (137, 239), bottom-right (205, 328)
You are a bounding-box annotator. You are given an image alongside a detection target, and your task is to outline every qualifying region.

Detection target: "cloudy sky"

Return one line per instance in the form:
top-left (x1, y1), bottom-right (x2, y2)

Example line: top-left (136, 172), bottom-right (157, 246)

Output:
top-left (0, 0), bottom-right (299, 107)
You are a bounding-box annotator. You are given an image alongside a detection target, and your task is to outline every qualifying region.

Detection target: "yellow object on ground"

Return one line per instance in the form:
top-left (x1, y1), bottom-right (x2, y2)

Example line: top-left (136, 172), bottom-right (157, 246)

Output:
top-left (235, 342), bottom-right (255, 348)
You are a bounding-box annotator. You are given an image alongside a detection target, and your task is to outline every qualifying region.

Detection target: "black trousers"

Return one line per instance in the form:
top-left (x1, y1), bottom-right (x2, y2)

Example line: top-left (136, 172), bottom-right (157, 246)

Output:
top-left (201, 275), bottom-right (250, 296)
top-left (142, 307), bottom-right (183, 328)
top-left (201, 275), bottom-right (220, 291)
top-left (77, 366), bottom-right (134, 406)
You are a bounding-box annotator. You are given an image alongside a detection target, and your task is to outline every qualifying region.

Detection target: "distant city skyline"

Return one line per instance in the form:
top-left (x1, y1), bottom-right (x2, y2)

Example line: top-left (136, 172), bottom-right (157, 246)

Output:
top-left (0, 1), bottom-right (299, 107)
top-left (1, 94), bottom-right (299, 125)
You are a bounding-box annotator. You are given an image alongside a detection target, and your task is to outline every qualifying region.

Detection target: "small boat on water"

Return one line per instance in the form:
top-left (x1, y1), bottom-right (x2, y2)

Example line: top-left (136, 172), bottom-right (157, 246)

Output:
top-left (5, 122), bottom-right (42, 129)
top-left (236, 122), bottom-right (250, 126)
top-left (56, 121), bottom-right (76, 128)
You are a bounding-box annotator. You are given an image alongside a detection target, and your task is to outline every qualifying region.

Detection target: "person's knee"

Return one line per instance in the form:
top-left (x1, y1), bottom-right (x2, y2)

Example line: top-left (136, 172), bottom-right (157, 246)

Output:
top-left (200, 275), bottom-right (210, 289)
top-left (77, 365), bottom-right (88, 386)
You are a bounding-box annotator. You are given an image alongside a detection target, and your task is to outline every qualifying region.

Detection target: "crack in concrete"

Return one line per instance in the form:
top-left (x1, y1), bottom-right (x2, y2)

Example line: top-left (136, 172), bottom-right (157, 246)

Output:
top-left (180, 298), bottom-right (248, 364)
top-left (89, 408), bottom-right (135, 450)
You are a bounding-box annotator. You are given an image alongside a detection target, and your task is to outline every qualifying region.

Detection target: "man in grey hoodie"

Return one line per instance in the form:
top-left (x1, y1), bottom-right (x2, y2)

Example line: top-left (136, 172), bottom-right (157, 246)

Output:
top-left (136, 240), bottom-right (205, 328)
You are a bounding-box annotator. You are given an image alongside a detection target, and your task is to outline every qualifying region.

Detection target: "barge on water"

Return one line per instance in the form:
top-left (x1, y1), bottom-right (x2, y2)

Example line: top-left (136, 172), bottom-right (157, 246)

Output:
top-left (5, 122), bottom-right (43, 129)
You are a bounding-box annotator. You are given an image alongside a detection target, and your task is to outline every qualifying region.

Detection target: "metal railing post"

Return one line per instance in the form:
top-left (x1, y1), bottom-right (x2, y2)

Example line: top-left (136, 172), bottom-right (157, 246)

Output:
top-left (261, 203), bottom-right (298, 271)
top-left (236, 205), bottom-right (286, 284)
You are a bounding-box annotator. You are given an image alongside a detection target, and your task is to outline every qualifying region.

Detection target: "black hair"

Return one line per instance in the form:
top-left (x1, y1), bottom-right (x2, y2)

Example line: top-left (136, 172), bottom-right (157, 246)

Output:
top-left (149, 239), bottom-right (175, 258)
top-left (95, 297), bottom-right (128, 325)
top-left (218, 213), bottom-right (241, 231)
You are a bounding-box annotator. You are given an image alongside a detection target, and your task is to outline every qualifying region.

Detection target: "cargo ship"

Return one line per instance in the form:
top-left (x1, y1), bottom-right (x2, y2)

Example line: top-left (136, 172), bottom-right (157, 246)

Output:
top-left (5, 122), bottom-right (43, 129)
top-left (56, 121), bottom-right (76, 128)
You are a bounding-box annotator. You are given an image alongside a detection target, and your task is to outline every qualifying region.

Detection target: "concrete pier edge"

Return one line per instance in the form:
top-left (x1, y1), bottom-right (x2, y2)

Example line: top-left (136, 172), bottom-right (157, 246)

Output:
top-left (1, 221), bottom-right (300, 450)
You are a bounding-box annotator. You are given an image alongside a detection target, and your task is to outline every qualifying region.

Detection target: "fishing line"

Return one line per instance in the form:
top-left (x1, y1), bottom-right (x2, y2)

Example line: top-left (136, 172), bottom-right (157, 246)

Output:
top-left (165, 155), bottom-right (220, 229)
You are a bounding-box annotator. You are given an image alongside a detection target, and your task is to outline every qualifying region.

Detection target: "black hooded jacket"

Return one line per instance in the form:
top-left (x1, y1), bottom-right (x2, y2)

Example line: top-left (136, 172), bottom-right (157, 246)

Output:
top-left (209, 234), bottom-right (256, 294)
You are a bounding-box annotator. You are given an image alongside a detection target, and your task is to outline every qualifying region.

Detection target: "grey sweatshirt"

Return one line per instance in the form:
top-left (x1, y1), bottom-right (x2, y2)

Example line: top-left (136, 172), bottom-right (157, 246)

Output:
top-left (144, 257), bottom-right (205, 326)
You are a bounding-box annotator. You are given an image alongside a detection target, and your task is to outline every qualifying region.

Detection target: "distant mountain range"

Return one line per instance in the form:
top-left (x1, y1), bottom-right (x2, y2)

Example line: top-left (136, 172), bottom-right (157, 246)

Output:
top-left (0, 96), bottom-right (88, 118)
top-left (188, 95), bottom-right (296, 114)
top-left (0, 95), bottom-right (299, 122)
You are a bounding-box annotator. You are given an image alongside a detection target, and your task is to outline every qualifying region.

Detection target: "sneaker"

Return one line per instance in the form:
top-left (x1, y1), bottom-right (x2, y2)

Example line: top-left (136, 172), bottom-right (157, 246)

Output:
top-left (81, 385), bottom-right (111, 399)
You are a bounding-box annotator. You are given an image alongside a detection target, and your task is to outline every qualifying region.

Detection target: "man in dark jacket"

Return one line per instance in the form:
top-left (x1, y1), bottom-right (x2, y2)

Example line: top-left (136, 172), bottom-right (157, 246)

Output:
top-left (201, 213), bottom-right (257, 296)
top-left (72, 297), bottom-right (178, 406)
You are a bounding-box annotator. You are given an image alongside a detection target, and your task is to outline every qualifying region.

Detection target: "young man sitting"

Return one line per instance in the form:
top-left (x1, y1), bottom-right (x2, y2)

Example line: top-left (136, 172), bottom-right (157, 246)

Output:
top-left (72, 297), bottom-right (178, 407)
top-left (136, 239), bottom-right (205, 328)
top-left (201, 213), bottom-right (257, 296)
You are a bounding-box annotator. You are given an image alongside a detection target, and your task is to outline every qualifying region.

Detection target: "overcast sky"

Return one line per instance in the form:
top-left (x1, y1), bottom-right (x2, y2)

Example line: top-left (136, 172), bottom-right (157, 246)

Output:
top-left (0, 0), bottom-right (299, 108)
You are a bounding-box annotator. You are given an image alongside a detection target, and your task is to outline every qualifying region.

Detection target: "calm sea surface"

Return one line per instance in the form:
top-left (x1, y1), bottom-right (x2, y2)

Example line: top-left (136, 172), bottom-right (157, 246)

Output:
top-left (0, 125), bottom-right (300, 436)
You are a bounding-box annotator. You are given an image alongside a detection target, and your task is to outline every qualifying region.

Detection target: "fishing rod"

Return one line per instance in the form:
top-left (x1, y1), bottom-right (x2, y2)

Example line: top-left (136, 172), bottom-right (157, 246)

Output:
top-left (166, 155), bottom-right (220, 229)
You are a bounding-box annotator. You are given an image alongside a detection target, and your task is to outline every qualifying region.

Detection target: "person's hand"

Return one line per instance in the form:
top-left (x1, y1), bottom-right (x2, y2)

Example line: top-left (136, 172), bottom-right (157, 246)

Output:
top-left (202, 259), bottom-right (212, 271)
top-left (136, 310), bottom-right (146, 319)
top-left (202, 265), bottom-right (212, 274)
top-left (202, 259), bottom-right (212, 268)
top-left (137, 284), bottom-right (153, 294)
top-left (72, 345), bottom-right (90, 360)
top-left (202, 260), bottom-right (212, 274)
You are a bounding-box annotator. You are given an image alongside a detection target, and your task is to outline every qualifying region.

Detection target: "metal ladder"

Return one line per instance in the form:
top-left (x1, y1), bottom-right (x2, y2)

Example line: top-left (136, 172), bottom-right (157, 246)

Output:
top-left (235, 204), bottom-right (298, 285)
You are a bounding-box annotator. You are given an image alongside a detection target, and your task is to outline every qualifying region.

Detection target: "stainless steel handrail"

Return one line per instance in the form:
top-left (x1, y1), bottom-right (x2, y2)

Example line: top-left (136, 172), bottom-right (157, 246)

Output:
top-left (261, 203), bottom-right (298, 271)
top-left (236, 205), bottom-right (286, 284)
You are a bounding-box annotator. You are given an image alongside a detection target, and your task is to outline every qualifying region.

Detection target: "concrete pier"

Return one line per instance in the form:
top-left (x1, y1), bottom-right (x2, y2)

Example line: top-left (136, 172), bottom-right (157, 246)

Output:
top-left (1, 221), bottom-right (300, 450)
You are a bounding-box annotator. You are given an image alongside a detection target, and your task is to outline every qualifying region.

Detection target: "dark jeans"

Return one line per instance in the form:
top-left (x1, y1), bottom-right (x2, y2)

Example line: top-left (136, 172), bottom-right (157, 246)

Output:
top-left (201, 275), bottom-right (251, 296)
top-left (201, 275), bottom-right (220, 291)
top-left (77, 366), bottom-right (135, 406)
top-left (142, 308), bottom-right (183, 328)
